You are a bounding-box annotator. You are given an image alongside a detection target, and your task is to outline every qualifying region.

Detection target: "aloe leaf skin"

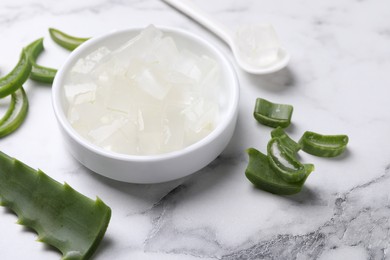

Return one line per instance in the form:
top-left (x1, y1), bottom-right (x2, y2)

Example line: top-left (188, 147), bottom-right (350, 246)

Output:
top-left (253, 98), bottom-right (293, 128)
top-left (0, 87), bottom-right (29, 138)
top-left (0, 50), bottom-right (32, 98)
top-left (49, 28), bottom-right (90, 51)
top-left (299, 131), bottom-right (349, 157)
top-left (245, 148), bottom-right (309, 195)
top-left (0, 151), bottom-right (111, 260)
top-left (25, 38), bottom-right (57, 84)
top-left (267, 138), bottom-right (313, 183)
top-left (0, 91), bottom-right (16, 125)
top-left (271, 127), bottom-right (301, 154)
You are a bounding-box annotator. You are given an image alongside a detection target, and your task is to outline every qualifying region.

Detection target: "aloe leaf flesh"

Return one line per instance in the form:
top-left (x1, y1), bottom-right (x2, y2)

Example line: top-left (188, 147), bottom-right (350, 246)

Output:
top-left (0, 151), bottom-right (111, 259)
top-left (271, 127), bottom-right (301, 154)
top-left (267, 137), bottom-right (314, 183)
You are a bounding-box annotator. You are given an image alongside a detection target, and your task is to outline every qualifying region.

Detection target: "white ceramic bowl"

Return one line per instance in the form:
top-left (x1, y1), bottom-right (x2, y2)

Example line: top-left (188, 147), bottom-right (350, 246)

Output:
top-left (52, 26), bottom-right (239, 183)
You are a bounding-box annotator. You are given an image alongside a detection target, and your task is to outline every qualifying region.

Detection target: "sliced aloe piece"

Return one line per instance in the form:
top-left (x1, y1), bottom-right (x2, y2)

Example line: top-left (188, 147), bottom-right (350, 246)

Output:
top-left (0, 50), bottom-right (31, 98)
top-left (267, 138), bottom-right (314, 183)
top-left (49, 28), bottom-right (90, 51)
top-left (0, 87), bottom-right (28, 138)
top-left (253, 98), bottom-right (293, 128)
top-left (245, 148), bottom-right (310, 195)
top-left (299, 131), bottom-right (349, 157)
top-left (0, 93), bottom-right (16, 125)
top-left (25, 38), bottom-right (57, 84)
top-left (271, 126), bottom-right (301, 154)
top-left (0, 151), bottom-right (111, 259)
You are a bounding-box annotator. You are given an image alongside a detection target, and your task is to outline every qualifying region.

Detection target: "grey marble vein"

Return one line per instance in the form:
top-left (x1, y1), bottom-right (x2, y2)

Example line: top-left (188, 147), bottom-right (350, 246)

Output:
top-left (141, 163), bottom-right (390, 260)
top-left (224, 166), bottom-right (390, 260)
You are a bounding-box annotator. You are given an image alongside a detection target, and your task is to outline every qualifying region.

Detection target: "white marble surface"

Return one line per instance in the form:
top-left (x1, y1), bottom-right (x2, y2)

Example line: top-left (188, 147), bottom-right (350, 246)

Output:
top-left (0, 0), bottom-right (389, 259)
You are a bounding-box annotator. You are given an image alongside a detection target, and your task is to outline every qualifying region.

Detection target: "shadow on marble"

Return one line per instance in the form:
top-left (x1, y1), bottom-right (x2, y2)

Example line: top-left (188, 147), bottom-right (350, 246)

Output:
top-left (79, 126), bottom-right (244, 204)
top-left (248, 184), bottom-right (324, 206)
top-left (1, 202), bottom-right (16, 217)
top-left (36, 229), bottom-right (114, 258)
top-left (16, 220), bottom-right (62, 256)
top-left (85, 166), bottom-right (186, 201)
top-left (284, 122), bottom-right (297, 134)
top-left (329, 148), bottom-right (351, 161)
top-left (40, 240), bottom-right (65, 256)
top-left (282, 186), bottom-right (324, 205)
top-left (94, 235), bottom-right (115, 258)
top-left (305, 148), bottom-right (352, 162)
top-left (246, 66), bottom-right (296, 92)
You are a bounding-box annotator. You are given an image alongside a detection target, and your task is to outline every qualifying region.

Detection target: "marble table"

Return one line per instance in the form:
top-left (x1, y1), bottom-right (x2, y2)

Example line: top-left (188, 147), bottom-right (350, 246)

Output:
top-left (1, 0), bottom-right (389, 259)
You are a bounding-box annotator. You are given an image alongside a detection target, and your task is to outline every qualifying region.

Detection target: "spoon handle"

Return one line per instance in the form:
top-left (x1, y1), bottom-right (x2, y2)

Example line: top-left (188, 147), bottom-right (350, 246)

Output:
top-left (162, 0), bottom-right (233, 45)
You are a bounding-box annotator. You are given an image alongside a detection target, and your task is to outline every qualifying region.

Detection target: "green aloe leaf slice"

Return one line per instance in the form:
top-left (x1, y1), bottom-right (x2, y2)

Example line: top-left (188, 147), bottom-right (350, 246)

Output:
top-left (25, 38), bottom-right (57, 84)
top-left (0, 87), bottom-right (28, 138)
top-left (267, 137), bottom-right (314, 183)
top-left (0, 93), bottom-right (16, 125)
top-left (49, 28), bottom-right (90, 51)
top-left (0, 151), bottom-right (111, 259)
top-left (253, 98), bottom-right (293, 128)
top-left (271, 126), bottom-right (301, 154)
top-left (245, 148), bottom-right (310, 195)
top-left (0, 50), bottom-right (31, 98)
top-left (299, 131), bottom-right (349, 157)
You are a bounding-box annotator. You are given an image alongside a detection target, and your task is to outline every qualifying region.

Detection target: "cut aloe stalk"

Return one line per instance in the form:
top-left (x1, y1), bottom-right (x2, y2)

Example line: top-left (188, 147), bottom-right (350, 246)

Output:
top-left (0, 87), bottom-right (28, 138)
top-left (0, 91), bottom-right (16, 125)
top-left (49, 28), bottom-right (90, 51)
top-left (267, 137), bottom-right (314, 183)
top-left (0, 151), bottom-right (111, 259)
top-left (25, 38), bottom-right (57, 84)
top-left (271, 126), bottom-right (301, 154)
top-left (245, 148), bottom-right (310, 195)
top-left (299, 131), bottom-right (349, 157)
top-left (253, 98), bottom-right (293, 128)
top-left (0, 50), bottom-right (31, 98)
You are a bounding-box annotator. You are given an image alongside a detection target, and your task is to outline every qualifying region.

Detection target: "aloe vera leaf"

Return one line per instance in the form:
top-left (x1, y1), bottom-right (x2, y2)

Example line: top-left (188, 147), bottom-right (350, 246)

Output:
top-left (0, 87), bottom-right (28, 138)
top-left (49, 28), bottom-right (90, 51)
top-left (253, 98), bottom-right (293, 128)
top-left (0, 151), bottom-right (111, 259)
top-left (299, 131), bottom-right (349, 157)
top-left (0, 50), bottom-right (32, 98)
top-left (245, 148), bottom-right (310, 195)
top-left (25, 38), bottom-right (57, 84)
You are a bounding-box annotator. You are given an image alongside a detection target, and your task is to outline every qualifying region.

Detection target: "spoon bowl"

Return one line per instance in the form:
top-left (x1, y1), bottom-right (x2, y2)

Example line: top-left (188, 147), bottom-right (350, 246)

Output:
top-left (233, 46), bottom-right (290, 75)
top-left (163, 0), bottom-right (290, 74)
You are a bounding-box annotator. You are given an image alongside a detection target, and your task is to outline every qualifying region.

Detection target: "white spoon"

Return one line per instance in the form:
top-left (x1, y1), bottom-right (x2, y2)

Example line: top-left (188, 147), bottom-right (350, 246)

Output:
top-left (162, 0), bottom-right (290, 74)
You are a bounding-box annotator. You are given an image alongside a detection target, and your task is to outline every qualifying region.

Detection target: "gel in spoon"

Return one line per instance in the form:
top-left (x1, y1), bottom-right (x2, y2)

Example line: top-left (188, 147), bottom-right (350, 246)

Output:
top-left (162, 0), bottom-right (290, 74)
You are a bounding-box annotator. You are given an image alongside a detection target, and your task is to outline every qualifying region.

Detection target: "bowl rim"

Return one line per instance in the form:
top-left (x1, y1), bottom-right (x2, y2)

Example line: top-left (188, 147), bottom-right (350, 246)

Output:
top-left (52, 25), bottom-right (239, 163)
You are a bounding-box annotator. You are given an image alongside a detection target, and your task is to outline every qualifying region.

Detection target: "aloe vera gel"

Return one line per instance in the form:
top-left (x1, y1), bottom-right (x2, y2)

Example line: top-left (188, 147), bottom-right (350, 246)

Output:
top-left (65, 25), bottom-right (220, 156)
